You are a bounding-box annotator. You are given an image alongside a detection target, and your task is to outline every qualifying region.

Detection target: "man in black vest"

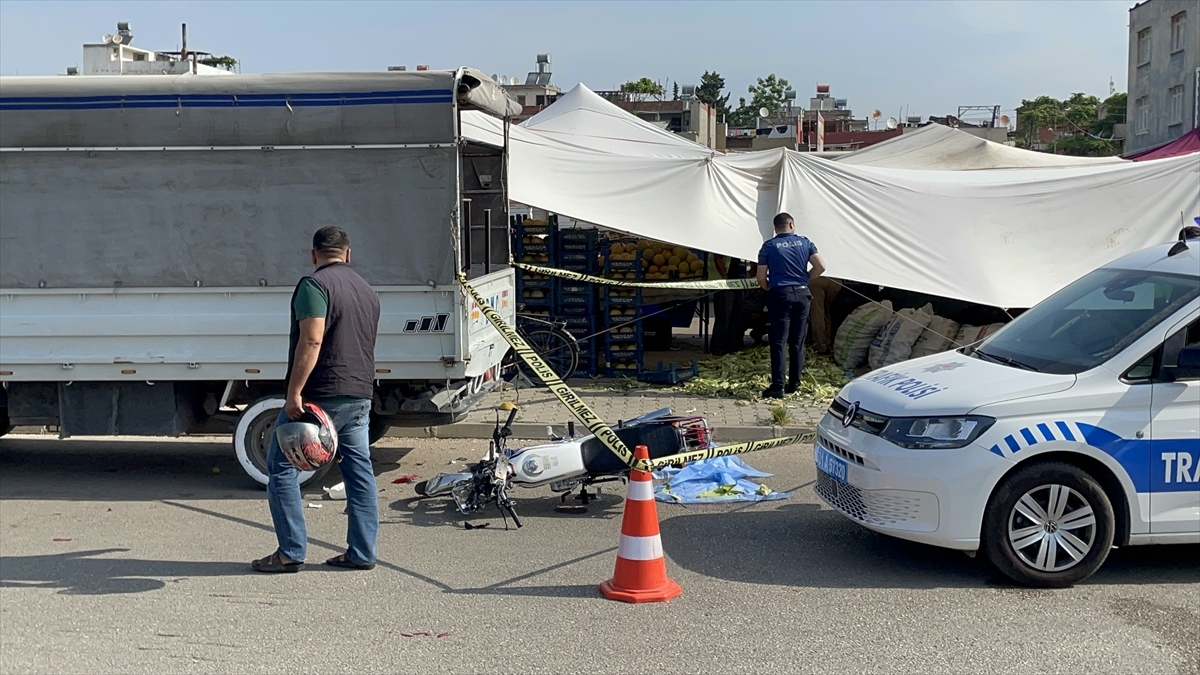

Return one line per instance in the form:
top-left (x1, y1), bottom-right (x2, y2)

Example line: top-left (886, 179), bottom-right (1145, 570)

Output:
top-left (253, 226), bottom-right (382, 574)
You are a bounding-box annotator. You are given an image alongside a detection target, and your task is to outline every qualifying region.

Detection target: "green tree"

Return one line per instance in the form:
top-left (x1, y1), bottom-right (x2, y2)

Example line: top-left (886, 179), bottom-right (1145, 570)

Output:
top-left (1017, 92), bottom-right (1119, 156)
top-left (727, 73), bottom-right (790, 128)
top-left (198, 55), bottom-right (238, 72)
top-left (1092, 92), bottom-right (1126, 138)
top-left (620, 77), bottom-right (665, 102)
top-left (672, 81), bottom-right (679, 101)
top-left (697, 70), bottom-right (731, 118)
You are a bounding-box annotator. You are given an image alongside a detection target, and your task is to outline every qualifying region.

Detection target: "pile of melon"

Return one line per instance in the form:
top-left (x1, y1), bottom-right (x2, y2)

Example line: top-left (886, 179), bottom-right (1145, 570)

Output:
top-left (637, 240), bottom-right (706, 280)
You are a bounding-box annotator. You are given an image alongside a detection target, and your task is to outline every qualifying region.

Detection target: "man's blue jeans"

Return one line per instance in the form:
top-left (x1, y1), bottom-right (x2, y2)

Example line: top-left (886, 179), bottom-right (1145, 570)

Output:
top-left (266, 397), bottom-right (378, 565)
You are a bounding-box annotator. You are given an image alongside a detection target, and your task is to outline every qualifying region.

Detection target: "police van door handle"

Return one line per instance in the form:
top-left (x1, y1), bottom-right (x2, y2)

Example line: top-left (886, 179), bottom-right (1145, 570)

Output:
top-left (1136, 431), bottom-right (1145, 439)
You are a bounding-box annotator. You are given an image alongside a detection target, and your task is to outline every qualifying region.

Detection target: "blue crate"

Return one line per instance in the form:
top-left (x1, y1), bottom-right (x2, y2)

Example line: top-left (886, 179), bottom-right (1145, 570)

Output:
top-left (559, 252), bottom-right (599, 274)
top-left (558, 281), bottom-right (592, 295)
top-left (603, 293), bottom-right (641, 306)
top-left (557, 292), bottom-right (596, 307)
top-left (517, 276), bottom-right (555, 291)
top-left (557, 229), bottom-right (600, 255)
top-left (637, 359), bottom-right (699, 384)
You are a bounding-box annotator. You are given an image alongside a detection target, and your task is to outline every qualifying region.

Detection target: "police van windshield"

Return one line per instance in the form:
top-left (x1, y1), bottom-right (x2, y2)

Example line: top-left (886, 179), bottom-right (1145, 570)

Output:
top-left (973, 269), bottom-right (1200, 375)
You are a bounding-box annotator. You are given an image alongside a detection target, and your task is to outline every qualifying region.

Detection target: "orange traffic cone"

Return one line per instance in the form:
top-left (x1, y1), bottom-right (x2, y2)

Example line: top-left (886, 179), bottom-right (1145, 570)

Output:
top-left (600, 444), bottom-right (682, 603)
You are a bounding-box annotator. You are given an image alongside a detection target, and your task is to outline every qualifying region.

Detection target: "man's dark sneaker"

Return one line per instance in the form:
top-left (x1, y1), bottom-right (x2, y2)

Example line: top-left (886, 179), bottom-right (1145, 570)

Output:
top-left (785, 381), bottom-right (799, 394)
top-left (761, 387), bottom-right (785, 400)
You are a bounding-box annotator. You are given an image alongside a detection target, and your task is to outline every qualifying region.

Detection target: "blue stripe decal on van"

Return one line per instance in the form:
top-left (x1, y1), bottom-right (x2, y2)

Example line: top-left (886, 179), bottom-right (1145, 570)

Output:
top-left (1020, 428), bottom-right (1038, 446)
top-left (1036, 423), bottom-right (1055, 442)
top-left (1005, 435), bottom-right (1020, 453)
top-left (1055, 421), bottom-right (1075, 441)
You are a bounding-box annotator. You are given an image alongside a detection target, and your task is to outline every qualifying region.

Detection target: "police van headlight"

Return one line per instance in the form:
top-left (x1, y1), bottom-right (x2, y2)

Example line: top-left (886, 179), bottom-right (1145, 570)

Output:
top-left (880, 416), bottom-right (995, 449)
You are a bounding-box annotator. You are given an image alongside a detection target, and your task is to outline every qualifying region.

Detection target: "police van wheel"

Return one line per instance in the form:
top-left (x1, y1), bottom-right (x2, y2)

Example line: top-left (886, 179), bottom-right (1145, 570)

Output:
top-left (234, 398), bottom-right (328, 489)
top-left (982, 461), bottom-right (1114, 588)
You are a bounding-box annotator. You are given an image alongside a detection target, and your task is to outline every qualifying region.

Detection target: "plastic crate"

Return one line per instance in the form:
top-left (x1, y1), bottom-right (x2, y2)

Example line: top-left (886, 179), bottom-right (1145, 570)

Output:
top-left (557, 229), bottom-right (600, 255)
top-left (516, 276), bottom-right (555, 291)
top-left (637, 359), bottom-right (699, 384)
top-left (559, 252), bottom-right (599, 274)
top-left (605, 305), bottom-right (641, 326)
top-left (603, 287), bottom-right (641, 306)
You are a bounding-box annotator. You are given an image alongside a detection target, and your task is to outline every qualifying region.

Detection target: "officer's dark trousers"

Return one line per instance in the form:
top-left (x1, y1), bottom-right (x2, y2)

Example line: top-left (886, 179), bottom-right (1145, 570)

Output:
top-left (766, 285), bottom-right (811, 391)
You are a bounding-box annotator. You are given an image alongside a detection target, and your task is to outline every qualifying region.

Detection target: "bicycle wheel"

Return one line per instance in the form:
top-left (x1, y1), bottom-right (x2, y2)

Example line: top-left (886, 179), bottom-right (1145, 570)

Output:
top-left (518, 327), bottom-right (579, 384)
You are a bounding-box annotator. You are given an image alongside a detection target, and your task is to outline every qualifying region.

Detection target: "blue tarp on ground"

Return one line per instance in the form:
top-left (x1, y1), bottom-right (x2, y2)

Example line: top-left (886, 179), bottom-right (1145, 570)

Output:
top-left (653, 456), bottom-right (790, 504)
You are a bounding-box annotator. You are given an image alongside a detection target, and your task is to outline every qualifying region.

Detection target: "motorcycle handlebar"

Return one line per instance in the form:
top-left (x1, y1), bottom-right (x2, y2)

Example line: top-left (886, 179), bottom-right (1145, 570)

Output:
top-left (504, 407), bottom-right (518, 430)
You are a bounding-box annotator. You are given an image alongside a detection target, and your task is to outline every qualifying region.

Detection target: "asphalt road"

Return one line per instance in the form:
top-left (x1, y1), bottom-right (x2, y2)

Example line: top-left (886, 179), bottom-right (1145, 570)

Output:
top-left (1, 433), bottom-right (1197, 674)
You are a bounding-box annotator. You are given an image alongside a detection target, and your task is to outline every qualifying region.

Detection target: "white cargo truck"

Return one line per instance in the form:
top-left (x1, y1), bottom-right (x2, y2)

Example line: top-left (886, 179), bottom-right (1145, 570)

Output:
top-left (0, 68), bottom-right (520, 486)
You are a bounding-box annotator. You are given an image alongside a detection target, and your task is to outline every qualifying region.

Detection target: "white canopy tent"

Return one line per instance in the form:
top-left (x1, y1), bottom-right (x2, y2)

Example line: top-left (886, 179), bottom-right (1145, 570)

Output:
top-left (463, 85), bottom-right (1200, 308)
top-left (834, 123), bottom-right (1125, 170)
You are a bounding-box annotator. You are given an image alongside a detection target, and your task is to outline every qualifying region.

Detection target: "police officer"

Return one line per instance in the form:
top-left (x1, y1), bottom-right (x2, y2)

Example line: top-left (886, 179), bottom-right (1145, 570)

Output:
top-left (756, 212), bottom-right (826, 399)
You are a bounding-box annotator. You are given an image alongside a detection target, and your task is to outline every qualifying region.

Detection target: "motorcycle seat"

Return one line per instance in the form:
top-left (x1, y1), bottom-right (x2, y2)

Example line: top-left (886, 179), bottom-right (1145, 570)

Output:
top-left (580, 423), bottom-right (684, 474)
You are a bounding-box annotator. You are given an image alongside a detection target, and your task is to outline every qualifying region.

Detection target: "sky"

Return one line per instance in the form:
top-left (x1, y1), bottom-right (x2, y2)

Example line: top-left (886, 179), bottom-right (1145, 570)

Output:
top-left (0, 1), bottom-right (1134, 123)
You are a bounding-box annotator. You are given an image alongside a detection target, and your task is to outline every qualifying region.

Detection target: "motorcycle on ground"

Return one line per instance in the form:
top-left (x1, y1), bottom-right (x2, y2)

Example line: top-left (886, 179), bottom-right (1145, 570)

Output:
top-left (414, 407), bottom-right (713, 527)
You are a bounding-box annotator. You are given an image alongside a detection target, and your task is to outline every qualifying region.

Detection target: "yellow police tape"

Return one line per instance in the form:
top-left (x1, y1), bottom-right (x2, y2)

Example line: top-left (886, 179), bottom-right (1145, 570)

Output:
top-left (458, 274), bottom-right (814, 472)
top-left (513, 261), bottom-right (761, 291)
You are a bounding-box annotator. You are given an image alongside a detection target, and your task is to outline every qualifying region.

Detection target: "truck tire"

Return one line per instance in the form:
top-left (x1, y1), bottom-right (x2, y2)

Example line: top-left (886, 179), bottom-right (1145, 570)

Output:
top-left (234, 398), bottom-right (332, 489)
top-left (982, 461), bottom-right (1115, 588)
top-left (0, 407), bottom-right (10, 437)
top-left (368, 413), bottom-right (389, 446)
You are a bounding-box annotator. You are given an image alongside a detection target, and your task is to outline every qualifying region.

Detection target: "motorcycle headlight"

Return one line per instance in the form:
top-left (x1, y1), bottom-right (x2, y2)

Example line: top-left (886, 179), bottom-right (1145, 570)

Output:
top-left (880, 416), bottom-right (994, 449)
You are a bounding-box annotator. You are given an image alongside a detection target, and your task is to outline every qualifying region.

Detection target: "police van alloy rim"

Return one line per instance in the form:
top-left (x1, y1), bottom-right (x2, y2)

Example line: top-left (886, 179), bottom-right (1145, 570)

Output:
top-left (1007, 484), bottom-right (1097, 573)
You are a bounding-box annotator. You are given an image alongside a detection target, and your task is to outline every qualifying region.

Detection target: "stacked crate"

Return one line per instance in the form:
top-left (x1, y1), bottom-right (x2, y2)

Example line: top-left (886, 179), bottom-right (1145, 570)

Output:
top-left (601, 241), bottom-right (644, 377)
top-left (513, 216), bottom-right (555, 317)
top-left (555, 228), bottom-right (601, 376)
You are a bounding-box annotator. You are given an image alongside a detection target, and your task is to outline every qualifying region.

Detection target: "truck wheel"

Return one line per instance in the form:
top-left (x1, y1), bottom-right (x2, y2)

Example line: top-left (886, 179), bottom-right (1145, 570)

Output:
top-left (0, 407), bottom-right (11, 437)
top-left (982, 461), bottom-right (1114, 588)
top-left (234, 398), bottom-right (329, 489)
top-left (368, 413), bottom-right (389, 446)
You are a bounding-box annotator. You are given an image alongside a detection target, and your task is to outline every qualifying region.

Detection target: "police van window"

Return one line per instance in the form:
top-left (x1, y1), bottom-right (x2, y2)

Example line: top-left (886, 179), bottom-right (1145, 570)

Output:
top-left (1125, 352), bottom-right (1158, 381)
top-left (975, 270), bottom-right (1200, 375)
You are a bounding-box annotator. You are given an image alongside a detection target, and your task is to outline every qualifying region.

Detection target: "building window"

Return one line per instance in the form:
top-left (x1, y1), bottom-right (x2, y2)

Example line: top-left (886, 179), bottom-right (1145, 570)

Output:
top-left (1170, 86), bottom-right (1184, 124)
top-left (1171, 12), bottom-right (1186, 52)
top-left (517, 95), bottom-right (526, 106)
top-left (536, 95), bottom-right (545, 106)
top-left (1136, 96), bottom-right (1150, 134)
top-left (1138, 27), bottom-right (1152, 64)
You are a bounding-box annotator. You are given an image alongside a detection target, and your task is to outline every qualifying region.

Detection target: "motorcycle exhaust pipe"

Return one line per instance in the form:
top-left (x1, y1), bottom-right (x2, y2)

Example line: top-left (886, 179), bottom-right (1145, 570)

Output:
top-left (415, 472), bottom-right (473, 497)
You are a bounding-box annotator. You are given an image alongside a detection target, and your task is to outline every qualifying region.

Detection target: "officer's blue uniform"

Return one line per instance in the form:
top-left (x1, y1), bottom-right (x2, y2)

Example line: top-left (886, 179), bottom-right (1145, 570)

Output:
top-left (758, 233), bottom-right (818, 393)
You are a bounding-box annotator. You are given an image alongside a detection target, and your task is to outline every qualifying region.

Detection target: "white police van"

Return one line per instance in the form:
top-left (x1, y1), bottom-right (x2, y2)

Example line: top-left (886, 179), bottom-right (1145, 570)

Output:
top-left (814, 235), bottom-right (1200, 587)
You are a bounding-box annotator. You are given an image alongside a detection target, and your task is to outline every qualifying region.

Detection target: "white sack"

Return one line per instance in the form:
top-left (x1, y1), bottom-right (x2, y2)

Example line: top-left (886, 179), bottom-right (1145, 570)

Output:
top-left (869, 303), bottom-right (934, 369)
top-left (833, 300), bottom-right (893, 369)
top-left (910, 315), bottom-right (961, 359)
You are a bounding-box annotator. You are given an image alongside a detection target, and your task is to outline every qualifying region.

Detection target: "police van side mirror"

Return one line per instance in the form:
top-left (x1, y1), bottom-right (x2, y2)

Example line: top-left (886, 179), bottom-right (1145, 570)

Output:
top-left (1164, 344), bottom-right (1200, 380)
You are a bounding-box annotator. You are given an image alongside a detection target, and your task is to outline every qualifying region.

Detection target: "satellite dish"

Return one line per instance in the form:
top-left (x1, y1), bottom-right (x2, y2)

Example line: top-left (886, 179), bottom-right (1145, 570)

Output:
top-left (510, 76), bottom-right (520, 86)
top-left (885, 117), bottom-right (898, 130)
top-left (999, 114), bottom-right (1011, 126)
top-left (110, 33), bottom-right (124, 44)
top-left (758, 107), bottom-right (770, 118)
top-left (103, 33), bottom-right (114, 43)
top-left (871, 109), bottom-right (881, 119)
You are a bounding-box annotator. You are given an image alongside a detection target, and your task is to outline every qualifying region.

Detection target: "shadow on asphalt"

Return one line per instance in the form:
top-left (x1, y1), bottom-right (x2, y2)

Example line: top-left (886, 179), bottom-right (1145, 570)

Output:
top-left (0, 438), bottom-right (412, 501)
top-left (0, 548), bottom-right (260, 595)
top-left (388, 486), bottom-right (626, 527)
top-left (660, 503), bottom-right (1200, 589)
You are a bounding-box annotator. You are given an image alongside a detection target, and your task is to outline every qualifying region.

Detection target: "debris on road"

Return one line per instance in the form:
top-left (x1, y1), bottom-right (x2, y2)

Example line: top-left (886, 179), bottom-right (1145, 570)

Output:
top-left (392, 474), bottom-right (419, 484)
